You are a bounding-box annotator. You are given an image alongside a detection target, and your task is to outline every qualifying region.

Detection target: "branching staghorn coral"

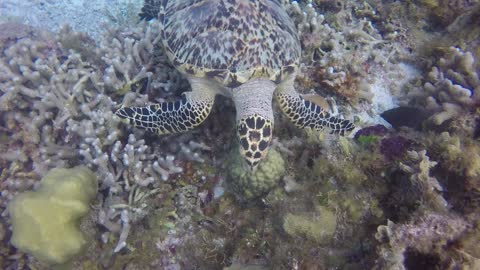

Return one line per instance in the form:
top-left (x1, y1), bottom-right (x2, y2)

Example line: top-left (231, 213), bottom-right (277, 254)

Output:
top-left (97, 23), bottom-right (156, 94)
top-left (0, 37), bottom-right (94, 211)
top-left (0, 21), bottom-right (212, 259)
top-left (98, 183), bottom-right (163, 253)
top-left (98, 21), bottom-right (188, 98)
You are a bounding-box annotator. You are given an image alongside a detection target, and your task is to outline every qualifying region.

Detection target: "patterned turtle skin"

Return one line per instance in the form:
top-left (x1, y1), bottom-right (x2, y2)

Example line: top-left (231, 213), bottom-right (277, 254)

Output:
top-left (116, 0), bottom-right (355, 168)
top-left (161, 0), bottom-right (300, 87)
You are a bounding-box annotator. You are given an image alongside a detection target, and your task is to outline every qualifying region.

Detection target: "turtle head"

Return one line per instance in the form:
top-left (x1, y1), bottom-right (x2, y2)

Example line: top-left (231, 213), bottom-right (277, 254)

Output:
top-left (231, 78), bottom-right (276, 169)
top-left (237, 114), bottom-right (273, 168)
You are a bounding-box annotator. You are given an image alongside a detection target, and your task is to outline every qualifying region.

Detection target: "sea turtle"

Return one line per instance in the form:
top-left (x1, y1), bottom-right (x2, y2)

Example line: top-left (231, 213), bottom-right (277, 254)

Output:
top-left (116, 0), bottom-right (355, 167)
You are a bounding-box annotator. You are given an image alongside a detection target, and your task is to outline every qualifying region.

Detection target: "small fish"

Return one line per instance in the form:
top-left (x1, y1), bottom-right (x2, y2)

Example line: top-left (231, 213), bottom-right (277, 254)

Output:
top-left (381, 106), bottom-right (431, 130)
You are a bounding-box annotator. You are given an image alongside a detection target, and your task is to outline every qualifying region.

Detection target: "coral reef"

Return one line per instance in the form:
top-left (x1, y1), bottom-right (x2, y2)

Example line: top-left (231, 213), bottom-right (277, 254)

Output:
top-left (375, 212), bottom-right (470, 270)
top-left (0, 19), bottom-right (215, 268)
top-left (398, 150), bottom-right (448, 212)
top-left (422, 131), bottom-right (480, 214)
top-left (415, 0), bottom-right (477, 28)
top-left (380, 136), bottom-right (414, 161)
top-left (8, 166), bottom-right (97, 264)
top-left (427, 132), bottom-right (480, 179)
top-left (0, 21), bottom-right (194, 210)
top-left (308, 139), bottom-right (385, 226)
top-left (405, 47), bottom-right (479, 127)
top-left (0, 0), bottom-right (479, 269)
top-left (282, 0), bottom-right (416, 120)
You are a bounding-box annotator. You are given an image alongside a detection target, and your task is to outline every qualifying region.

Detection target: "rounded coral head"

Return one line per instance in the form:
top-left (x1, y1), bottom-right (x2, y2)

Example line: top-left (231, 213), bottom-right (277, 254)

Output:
top-left (226, 147), bottom-right (285, 200)
top-left (8, 166), bottom-right (97, 264)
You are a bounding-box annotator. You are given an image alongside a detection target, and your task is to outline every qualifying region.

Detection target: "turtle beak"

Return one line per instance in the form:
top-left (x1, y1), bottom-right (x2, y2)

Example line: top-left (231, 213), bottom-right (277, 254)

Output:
top-left (237, 114), bottom-right (273, 168)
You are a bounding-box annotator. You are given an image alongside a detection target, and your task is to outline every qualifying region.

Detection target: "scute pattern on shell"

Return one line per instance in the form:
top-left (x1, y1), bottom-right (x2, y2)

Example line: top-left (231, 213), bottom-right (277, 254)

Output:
top-left (161, 0), bottom-right (301, 87)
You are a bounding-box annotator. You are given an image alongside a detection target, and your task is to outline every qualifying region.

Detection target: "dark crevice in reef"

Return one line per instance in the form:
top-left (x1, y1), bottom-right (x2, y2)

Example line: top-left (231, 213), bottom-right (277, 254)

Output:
top-left (404, 248), bottom-right (441, 270)
top-left (380, 170), bottom-right (421, 223)
top-left (432, 166), bottom-right (480, 215)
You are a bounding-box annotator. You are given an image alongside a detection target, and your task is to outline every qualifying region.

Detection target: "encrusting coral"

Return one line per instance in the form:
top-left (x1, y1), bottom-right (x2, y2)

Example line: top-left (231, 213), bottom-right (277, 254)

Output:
top-left (283, 205), bottom-right (337, 243)
top-left (8, 166), bottom-right (97, 264)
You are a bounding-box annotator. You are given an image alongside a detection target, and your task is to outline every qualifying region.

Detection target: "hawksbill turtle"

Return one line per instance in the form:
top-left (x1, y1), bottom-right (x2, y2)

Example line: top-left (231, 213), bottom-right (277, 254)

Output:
top-left (116, 0), bottom-right (355, 167)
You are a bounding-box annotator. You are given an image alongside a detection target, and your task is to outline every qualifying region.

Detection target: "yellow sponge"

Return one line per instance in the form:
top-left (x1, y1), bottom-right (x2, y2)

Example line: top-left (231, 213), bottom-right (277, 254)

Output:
top-left (8, 166), bottom-right (97, 264)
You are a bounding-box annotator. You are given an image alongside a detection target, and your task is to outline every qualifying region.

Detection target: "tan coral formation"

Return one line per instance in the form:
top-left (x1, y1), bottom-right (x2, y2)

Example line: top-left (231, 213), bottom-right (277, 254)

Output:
top-left (428, 132), bottom-right (480, 179)
top-left (398, 150), bottom-right (448, 212)
top-left (407, 47), bottom-right (480, 125)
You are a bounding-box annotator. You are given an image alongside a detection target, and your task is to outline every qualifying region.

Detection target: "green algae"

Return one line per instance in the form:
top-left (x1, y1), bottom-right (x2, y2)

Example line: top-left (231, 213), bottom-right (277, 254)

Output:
top-left (357, 135), bottom-right (380, 147)
top-left (283, 205), bottom-right (337, 243)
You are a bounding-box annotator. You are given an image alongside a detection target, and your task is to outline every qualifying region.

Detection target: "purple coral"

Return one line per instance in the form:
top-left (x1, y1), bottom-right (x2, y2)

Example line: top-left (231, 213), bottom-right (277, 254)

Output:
top-left (380, 136), bottom-right (414, 160)
top-left (354, 124), bottom-right (388, 139)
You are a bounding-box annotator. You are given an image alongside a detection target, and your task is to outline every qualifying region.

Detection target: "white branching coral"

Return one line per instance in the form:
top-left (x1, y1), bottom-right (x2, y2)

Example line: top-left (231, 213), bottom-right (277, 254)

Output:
top-left (0, 37), bottom-right (97, 210)
top-left (98, 22), bottom-right (158, 93)
top-left (280, 0), bottom-right (416, 123)
top-left (287, 1), bottom-right (387, 69)
top-left (98, 183), bottom-right (162, 253)
top-left (0, 22), bottom-right (211, 256)
top-left (98, 20), bottom-right (189, 100)
top-left (407, 47), bottom-right (480, 125)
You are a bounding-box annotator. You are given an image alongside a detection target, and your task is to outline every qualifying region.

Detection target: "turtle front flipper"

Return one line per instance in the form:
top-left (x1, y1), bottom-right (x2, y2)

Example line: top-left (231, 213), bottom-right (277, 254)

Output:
top-left (275, 90), bottom-right (355, 136)
top-left (115, 91), bottom-right (214, 135)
